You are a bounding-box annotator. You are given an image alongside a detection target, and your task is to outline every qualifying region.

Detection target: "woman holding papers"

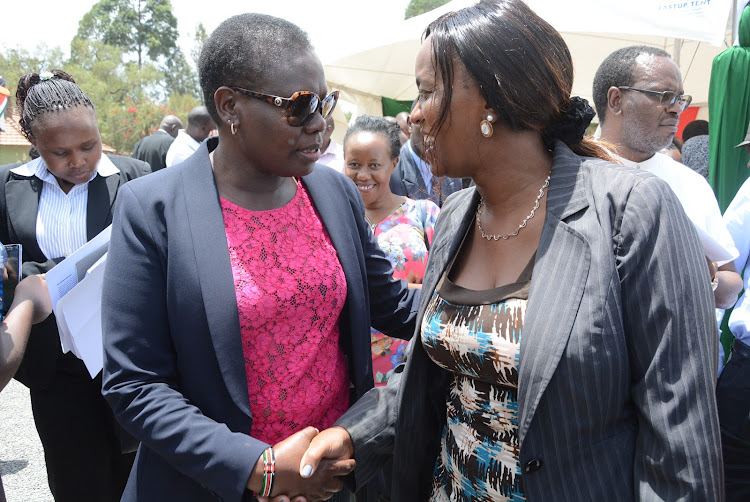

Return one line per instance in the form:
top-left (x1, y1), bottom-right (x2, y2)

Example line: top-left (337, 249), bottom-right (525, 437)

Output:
top-left (101, 13), bottom-right (416, 502)
top-left (0, 70), bottom-right (150, 502)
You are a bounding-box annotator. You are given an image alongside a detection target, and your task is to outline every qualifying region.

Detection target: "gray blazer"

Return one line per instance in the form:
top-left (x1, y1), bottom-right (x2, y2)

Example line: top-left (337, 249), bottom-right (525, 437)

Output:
top-left (338, 141), bottom-right (724, 501)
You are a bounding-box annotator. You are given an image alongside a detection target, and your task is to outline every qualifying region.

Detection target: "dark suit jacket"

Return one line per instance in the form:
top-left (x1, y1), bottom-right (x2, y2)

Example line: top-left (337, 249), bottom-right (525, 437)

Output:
top-left (338, 141), bottom-right (724, 501)
top-left (101, 137), bottom-right (418, 502)
top-left (132, 130), bottom-right (174, 172)
top-left (0, 156), bottom-right (150, 389)
top-left (389, 141), bottom-right (462, 206)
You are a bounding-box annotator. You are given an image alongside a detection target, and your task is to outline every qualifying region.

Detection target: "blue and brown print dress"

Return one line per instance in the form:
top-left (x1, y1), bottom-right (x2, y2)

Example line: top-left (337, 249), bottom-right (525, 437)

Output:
top-left (422, 257), bottom-right (533, 502)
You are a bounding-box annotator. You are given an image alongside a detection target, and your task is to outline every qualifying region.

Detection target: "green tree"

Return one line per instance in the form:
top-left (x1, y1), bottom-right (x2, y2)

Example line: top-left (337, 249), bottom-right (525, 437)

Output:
top-left (0, 44), bottom-right (66, 100)
top-left (405, 0), bottom-right (451, 19)
top-left (190, 23), bottom-right (208, 67)
top-left (74, 0), bottom-right (179, 69)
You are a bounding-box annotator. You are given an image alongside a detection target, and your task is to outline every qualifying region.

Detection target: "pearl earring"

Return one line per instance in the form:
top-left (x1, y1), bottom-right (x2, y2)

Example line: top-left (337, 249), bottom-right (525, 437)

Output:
top-left (480, 114), bottom-right (495, 138)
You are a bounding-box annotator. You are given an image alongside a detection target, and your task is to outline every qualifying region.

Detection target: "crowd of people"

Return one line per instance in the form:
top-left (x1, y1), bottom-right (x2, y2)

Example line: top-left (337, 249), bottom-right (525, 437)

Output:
top-left (1, 0), bottom-right (749, 501)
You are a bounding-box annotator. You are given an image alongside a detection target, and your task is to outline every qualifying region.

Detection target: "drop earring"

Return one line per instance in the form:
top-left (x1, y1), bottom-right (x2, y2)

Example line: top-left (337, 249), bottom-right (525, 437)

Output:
top-left (230, 121), bottom-right (237, 136)
top-left (480, 114), bottom-right (494, 138)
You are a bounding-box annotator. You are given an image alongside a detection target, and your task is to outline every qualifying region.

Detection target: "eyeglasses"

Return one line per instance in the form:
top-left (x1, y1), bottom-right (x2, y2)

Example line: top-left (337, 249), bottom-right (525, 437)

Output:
top-left (231, 87), bottom-right (339, 127)
top-left (617, 86), bottom-right (692, 111)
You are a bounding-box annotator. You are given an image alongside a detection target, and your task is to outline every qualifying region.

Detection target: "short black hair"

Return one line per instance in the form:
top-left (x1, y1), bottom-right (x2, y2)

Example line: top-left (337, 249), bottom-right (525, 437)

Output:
top-left (343, 115), bottom-right (402, 160)
top-left (16, 69), bottom-right (94, 141)
top-left (198, 13), bottom-right (313, 125)
top-left (592, 45), bottom-right (672, 123)
top-left (682, 119), bottom-right (709, 142)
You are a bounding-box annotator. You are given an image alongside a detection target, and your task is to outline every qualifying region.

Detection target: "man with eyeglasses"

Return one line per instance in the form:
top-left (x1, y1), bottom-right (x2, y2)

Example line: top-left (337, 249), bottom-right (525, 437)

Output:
top-left (594, 45), bottom-right (742, 316)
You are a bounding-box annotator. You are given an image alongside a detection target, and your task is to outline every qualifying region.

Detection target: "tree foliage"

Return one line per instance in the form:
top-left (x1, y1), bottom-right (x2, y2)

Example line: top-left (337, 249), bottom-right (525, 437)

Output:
top-left (1, 0), bottom-right (205, 154)
top-left (404, 0), bottom-right (452, 19)
top-left (74, 0), bottom-right (179, 69)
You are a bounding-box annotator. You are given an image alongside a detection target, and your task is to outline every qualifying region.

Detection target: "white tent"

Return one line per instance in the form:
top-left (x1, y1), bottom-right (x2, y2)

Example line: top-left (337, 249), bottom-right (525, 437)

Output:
top-left (324, 0), bottom-right (739, 120)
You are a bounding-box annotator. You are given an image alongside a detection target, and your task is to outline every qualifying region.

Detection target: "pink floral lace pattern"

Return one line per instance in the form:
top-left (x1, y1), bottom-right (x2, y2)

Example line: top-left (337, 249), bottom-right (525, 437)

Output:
top-left (220, 184), bottom-right (349, 445)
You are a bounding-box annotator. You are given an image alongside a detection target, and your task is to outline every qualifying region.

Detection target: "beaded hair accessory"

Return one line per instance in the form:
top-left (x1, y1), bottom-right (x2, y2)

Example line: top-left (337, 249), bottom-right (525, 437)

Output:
top-left (39, 71), bottom-right (54, 81)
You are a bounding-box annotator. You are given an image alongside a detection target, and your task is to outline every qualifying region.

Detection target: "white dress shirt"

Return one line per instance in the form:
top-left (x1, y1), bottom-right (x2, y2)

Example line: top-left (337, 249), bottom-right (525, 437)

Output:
top-left (722, 177), bottom-right (750, 348)
top-left (10, 155), bottom-right (120, 259)
top-left (165, 130), bottom-right (200, 167)
top-left (318, 138), bottom-right (345, 173)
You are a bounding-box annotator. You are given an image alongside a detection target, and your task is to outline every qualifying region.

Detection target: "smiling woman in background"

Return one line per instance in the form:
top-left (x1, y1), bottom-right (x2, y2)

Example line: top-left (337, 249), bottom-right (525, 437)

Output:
top-left (0, 70), bottom-right (150, 502)
top-left (344, 115), bottom-right (439, 385)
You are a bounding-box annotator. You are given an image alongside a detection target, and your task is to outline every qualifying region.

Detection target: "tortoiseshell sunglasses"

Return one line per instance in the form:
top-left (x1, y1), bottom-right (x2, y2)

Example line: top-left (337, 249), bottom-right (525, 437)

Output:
top-left (231, 87), bottom-right (339, 127)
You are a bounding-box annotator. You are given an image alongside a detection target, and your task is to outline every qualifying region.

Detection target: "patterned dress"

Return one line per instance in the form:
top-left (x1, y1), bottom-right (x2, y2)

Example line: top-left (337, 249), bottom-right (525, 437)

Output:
top-left (370, 197), bottom-right (439, 385)
top-left (220, 183), bottom-right (350, 445)
top-left (422, 257), bottom-right (534, 502)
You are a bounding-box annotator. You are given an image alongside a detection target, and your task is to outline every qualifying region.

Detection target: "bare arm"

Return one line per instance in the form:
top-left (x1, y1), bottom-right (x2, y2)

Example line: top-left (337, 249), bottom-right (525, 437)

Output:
top-left (0, 275), bottom-right (52, 391)
top-left (712, 261), bottom-right (743, 309)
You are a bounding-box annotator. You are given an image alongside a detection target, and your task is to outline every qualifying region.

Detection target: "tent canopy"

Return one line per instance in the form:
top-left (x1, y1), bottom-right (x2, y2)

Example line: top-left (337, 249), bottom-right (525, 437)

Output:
top-left (325, 0), bottom-right (737, 117)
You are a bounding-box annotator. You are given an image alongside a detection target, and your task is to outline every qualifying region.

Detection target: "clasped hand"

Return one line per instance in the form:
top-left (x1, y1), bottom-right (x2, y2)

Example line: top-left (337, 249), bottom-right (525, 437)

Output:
top-left (253, 426), bottom-right (355, 502)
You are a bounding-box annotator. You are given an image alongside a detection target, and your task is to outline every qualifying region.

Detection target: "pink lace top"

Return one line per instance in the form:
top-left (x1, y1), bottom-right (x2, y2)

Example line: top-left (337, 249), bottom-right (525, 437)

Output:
top-left (220, 183), bottom-right (350, 445)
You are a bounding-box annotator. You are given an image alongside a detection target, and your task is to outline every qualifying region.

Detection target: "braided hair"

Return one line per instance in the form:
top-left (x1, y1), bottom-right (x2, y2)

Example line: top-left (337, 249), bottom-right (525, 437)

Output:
top-left (16, 70), bottom-right (95, 141)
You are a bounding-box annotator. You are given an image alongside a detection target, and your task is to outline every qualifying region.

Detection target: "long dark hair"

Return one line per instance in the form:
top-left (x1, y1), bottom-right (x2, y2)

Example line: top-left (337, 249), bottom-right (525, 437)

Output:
top-left (424, 0), bottom-right (612, 161)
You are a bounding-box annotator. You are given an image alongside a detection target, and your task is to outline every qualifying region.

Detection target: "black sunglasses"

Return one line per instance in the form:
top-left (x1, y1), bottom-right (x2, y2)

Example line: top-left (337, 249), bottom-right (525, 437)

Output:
top-left (231, 87), bottom-right (339, 127)
top-left (617, 86), bottom-right (692, 111)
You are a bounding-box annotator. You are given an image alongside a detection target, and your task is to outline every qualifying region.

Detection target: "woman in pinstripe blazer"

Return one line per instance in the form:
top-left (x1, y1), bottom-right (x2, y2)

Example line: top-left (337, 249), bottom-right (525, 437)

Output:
top-left (293, 1), bottom-right (724, 501)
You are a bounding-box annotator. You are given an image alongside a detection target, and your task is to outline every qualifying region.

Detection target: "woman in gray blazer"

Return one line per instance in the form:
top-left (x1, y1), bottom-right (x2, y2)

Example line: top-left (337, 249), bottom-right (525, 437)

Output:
top-left (293, 1), bottom-right (723, 500)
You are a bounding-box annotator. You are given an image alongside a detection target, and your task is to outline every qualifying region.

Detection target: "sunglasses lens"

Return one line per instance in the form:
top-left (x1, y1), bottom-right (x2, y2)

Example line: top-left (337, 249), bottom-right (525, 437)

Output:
top-left (287, 93), bottom-right (318, 126)
top-left (322, 91), bottom-right (339, 119)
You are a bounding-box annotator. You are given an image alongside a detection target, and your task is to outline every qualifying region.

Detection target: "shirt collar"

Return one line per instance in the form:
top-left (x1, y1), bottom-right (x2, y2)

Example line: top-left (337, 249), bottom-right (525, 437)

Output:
top-left (10, 154), bottom-right (120, 183)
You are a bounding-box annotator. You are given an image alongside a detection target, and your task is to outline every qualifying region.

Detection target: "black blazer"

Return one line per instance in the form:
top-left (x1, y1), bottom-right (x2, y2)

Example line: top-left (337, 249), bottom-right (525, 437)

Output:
top-left (132, 130), bottom-right (174, 172)
top-left (0, 155), bottom-right (151, 389)
top-left (389, 141), bottom-right (462, 206)
top-left (101, 138), bottom-right (419, 501)
top-left (338, 141), bottom-right (723, 501)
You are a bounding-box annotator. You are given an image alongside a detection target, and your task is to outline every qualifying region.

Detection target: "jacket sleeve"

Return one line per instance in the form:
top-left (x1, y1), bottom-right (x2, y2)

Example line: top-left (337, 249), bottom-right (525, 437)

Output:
top-left (101, 184), bottom-right (264, 502)
top-left (343, 178), bottom-right (420, 341)
top-left (616, 176), bottom-right (723, 500)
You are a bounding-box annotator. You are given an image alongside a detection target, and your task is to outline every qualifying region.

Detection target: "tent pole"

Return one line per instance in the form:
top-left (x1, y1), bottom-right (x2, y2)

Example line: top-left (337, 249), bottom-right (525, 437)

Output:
top-left (673, 38), bottom-right (682, 65)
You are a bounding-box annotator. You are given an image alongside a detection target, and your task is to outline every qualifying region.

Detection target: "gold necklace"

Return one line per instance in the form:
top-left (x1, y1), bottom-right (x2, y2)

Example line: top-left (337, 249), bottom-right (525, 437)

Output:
top-left (476, 175), bottom-right (550, 241)
top-left (365, 197), bottom-right (406, 233)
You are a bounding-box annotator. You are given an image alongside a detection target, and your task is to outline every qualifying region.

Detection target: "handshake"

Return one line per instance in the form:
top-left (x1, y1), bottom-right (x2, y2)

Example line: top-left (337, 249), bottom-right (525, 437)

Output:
top-left (250, 426), bottom-right (356, 502)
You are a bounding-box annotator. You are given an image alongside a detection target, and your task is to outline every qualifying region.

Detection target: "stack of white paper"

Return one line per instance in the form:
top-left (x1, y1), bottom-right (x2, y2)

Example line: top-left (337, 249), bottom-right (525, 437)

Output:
top-left (46, 226), bottom-right (111, 378)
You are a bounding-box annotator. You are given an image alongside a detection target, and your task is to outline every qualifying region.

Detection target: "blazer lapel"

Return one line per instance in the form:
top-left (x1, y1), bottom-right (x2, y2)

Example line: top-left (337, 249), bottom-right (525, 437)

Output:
top-left (518, 142), bottom-right (591, 447)
top-left (302, 171), bottom-right (364, 303)
top-left (86, 173), bottom-right (121, 240)
top-left (181, 143), bottom-right (250, 417)
top-left (5, 176), bottom-right (44, 260)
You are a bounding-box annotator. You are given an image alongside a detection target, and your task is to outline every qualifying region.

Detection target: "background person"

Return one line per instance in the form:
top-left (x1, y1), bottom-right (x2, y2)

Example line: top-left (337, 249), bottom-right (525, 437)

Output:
top-left (101, 13), bottom-right (418, 502)
top-left (0, 274), bottom-right (52, 502)
top-left (132, 114), bottom-right (184, 172)
top-left (593, 46), bottom-right (742, 309)
top-left (0, 69), bottom-right (150, 502)
top-left (293, 1), bottom-right (723, 500)
top-left (165, 105), bottom-right (215, 167)
top-left (717, 173), bottom-right (750, 501)
top-left (389, 100), bottom-right (462, 206)
top-left (317, 115), bottom-right (344, 172)
top-left (343, 115), bottom-right (439, 386)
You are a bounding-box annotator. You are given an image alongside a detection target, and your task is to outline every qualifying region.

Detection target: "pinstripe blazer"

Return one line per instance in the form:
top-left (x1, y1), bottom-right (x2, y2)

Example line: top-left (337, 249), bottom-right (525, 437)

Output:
top-left (337, 141), bottom-right (724, 501)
